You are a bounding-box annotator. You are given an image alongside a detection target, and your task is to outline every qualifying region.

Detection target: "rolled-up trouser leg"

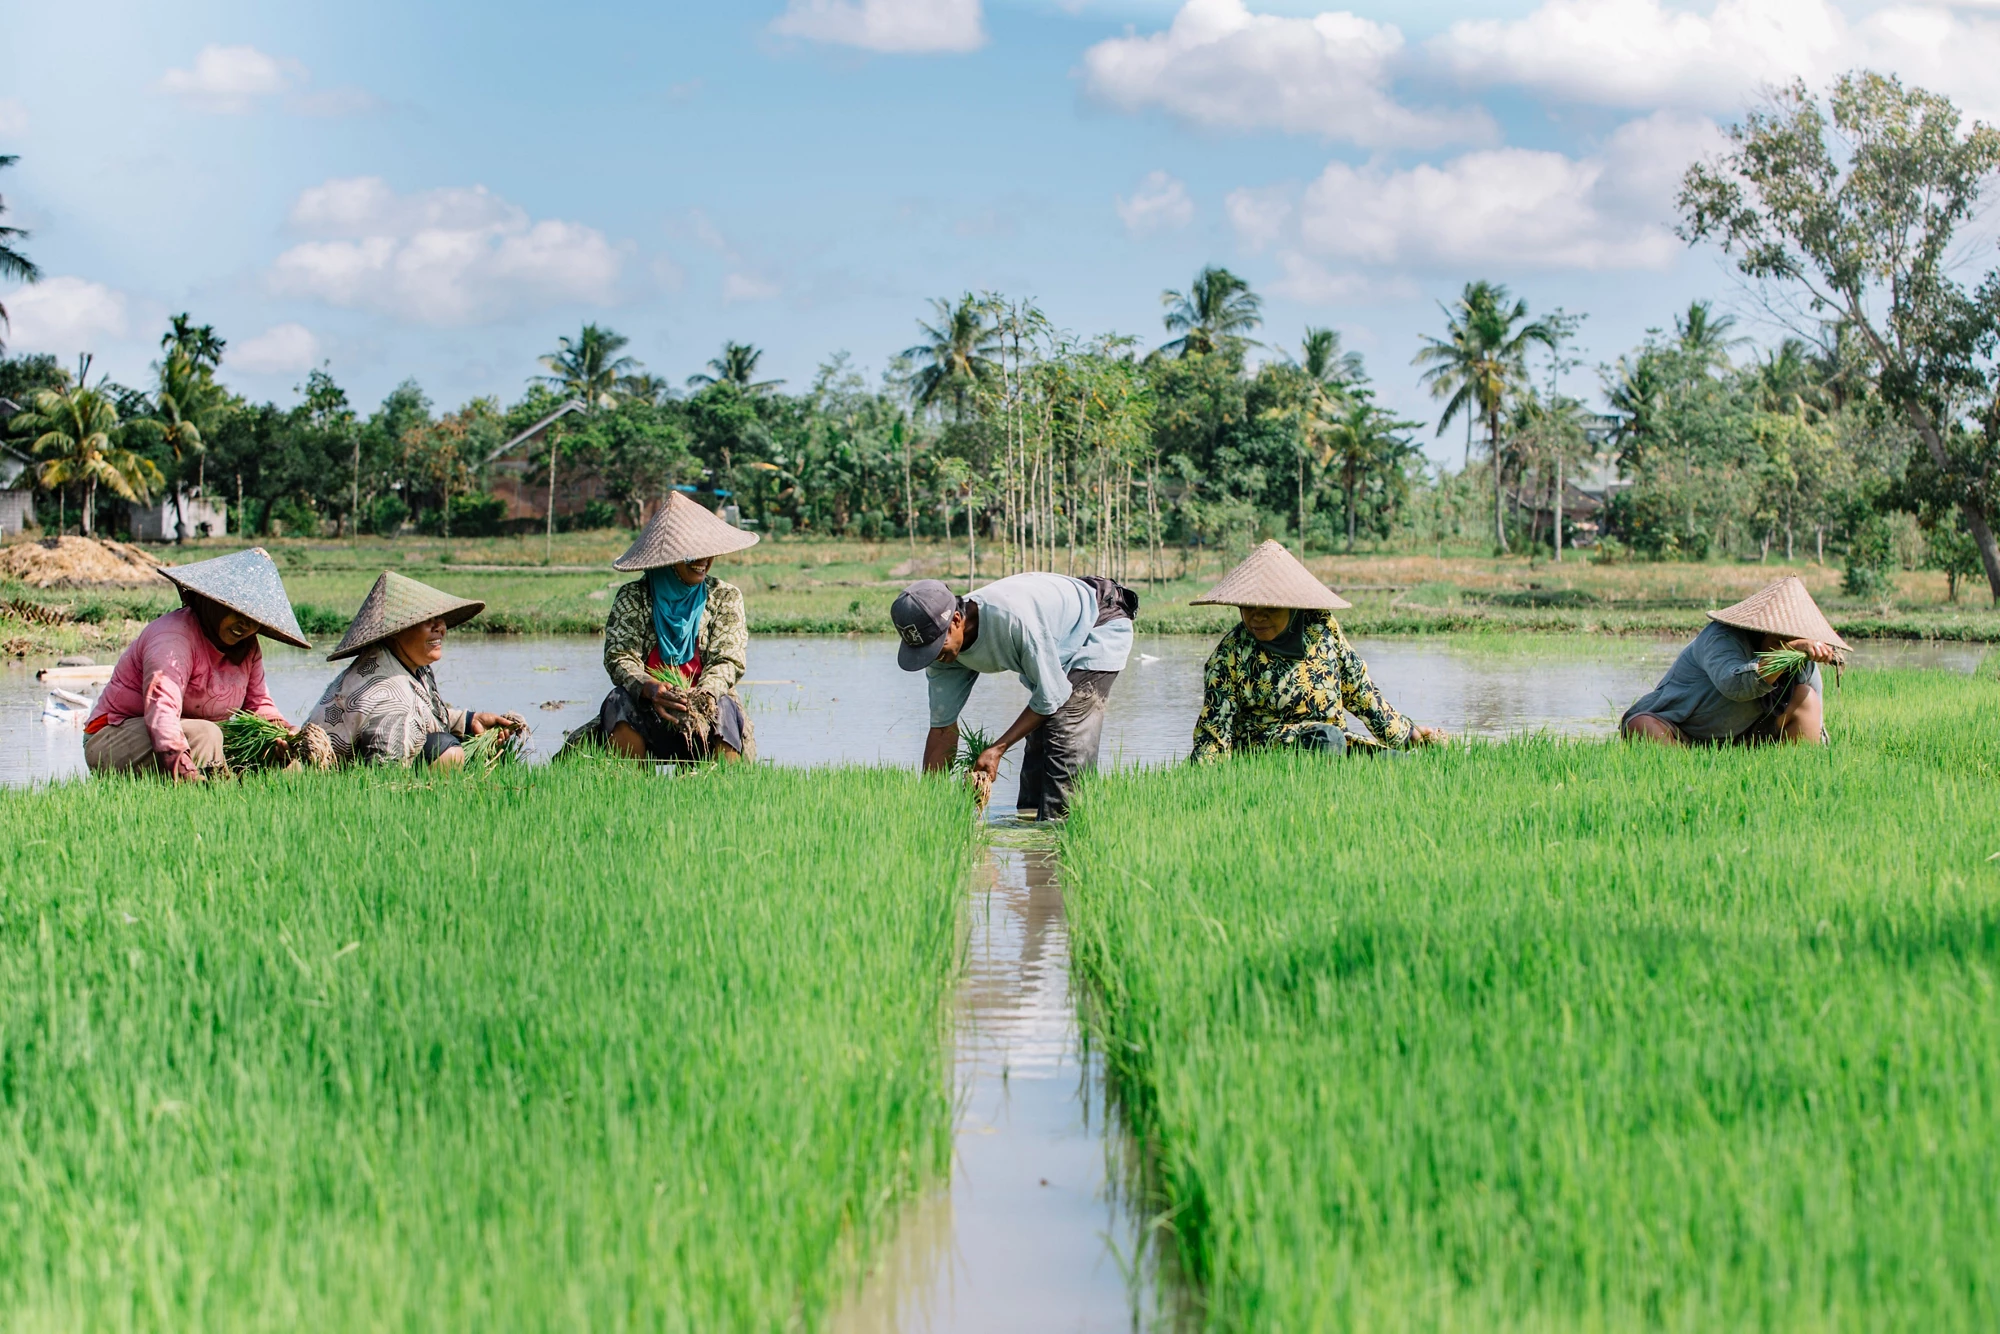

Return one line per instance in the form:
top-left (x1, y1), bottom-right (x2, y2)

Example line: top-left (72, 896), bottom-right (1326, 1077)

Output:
top-left (1014, 668), bottom-right (1118, 821)
top-left (84, 716), bottom-right (227, 774)
top-left (419, 731), bottom-right (462, 765)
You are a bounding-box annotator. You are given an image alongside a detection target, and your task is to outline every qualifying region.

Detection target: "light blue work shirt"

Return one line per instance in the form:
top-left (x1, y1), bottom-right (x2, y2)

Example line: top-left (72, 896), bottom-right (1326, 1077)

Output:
top-left (926, 573), bottom-right (1133, 727)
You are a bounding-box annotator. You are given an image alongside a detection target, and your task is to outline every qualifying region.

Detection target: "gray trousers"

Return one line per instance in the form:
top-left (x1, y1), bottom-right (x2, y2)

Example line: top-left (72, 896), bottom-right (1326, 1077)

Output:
top-left (1015, 668), bottom-right (1118, 820)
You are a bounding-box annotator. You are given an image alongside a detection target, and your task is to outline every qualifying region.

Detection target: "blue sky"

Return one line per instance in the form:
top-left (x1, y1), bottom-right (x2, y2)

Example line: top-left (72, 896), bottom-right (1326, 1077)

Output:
top-left (4, 0), bottom-right (1997, 463)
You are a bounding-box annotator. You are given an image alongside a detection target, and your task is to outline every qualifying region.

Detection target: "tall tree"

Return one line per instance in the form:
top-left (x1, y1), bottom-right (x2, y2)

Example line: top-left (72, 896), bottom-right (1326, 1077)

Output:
top-left (15, 356), bottom-right (162, 537)
top-left (1413, 280), bottom-right (1558, 552)
top-left (0, 155), bottom-right (41, 350)
top-left (129, 347), bottom-right (225, 540)
top-left (1299, 327), bottom-right (1365, 387)
top-left (536, 323), bottom-right (638, 557)
top-left (162, 313), bottom-right (226, 370)
top-left (1673, 299), bottom-right (1745, 372)
top-left (687, 341), bottom-right (783, 395)
top-left (1160, 266), bottom-right (1262, 359)
top-left (902, 296), bottom-right (1001, 419)
top-left (1680, 70), bottom-right (2000, 600)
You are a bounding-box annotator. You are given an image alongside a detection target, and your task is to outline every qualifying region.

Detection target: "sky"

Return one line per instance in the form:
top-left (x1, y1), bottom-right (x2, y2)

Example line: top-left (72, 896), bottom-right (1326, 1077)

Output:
top-left (4, 0), bottom-right (2000, 464)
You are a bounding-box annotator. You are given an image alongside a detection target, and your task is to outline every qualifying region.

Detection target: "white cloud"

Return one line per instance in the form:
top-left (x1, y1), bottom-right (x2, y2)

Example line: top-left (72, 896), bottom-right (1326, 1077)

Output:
top-left (1433, 0), bottom-right (2000, 120)
top-left (1, 277), bottom-right (130, 354)
top-left (1081, 0), bottom-right (1492, 148)
top-left (723, 272), bottom-right (782, 302)
top-left (268, 177), bottom-right (626, 325)
top-left (229, 323), bottom-right (321, 375)
top-left (158, 44), bottom-right (300, 113)
top-left (771, 0), bottom-right (987, 53)
top-left (1237, 112), bottom-right (1722, 273)
top-left (1224, 184), bottom-right (1294, 251)
top-left (1116, 170), bottom-right (1195, 234)
top-left (0, 98), bottom-right (27, 137)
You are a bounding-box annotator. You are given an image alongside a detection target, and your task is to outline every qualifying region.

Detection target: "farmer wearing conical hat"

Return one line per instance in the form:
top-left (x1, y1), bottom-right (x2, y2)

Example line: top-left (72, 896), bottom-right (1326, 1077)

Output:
top-left (83, 547), bottom-right (311, 780)
top-left (892, 569), bottom-right (1138, 820)
top-left (306, 572), bottom-right (527, 768)
top-left (1621, 576), bottom-right (1845, 746)
top-left (576, 492), bottom-right (759, 762)
top-left (1188, 540), bottom-right (1446, 762)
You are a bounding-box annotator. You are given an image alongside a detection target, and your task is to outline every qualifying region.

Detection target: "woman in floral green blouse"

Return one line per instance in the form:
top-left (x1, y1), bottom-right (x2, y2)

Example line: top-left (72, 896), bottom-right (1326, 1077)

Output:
top-left (1188, 541), bottom-right (1446, 762)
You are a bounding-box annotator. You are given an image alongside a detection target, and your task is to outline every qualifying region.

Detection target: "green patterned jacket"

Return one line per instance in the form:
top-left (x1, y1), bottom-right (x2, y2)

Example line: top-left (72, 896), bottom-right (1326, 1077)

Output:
top-left (603, 576), bottom-right (749, 700)
top-left (1191, 611), bottom-right (1415, 762)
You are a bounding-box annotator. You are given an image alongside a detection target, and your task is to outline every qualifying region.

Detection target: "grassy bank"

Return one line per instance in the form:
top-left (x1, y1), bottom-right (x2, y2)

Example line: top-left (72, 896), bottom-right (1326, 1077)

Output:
top-left (5, 533), bottom-right (1999, 661)
top-left (1064, 670), bottom-right (2000, 1329)
top-left (0, 763), bottom-right (973, 1329)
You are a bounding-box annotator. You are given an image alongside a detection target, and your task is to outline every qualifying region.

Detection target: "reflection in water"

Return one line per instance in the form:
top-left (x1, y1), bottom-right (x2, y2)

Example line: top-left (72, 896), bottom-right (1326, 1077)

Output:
top-left (7, 631), bottom-right (1979, 788)
top-left (833, 839), bottom-right (1138, 1333)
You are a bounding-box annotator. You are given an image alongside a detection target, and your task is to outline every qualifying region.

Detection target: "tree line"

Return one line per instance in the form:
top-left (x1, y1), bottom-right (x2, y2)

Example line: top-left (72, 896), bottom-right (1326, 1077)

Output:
top-left (3, 70), bottom-right (1998, 601)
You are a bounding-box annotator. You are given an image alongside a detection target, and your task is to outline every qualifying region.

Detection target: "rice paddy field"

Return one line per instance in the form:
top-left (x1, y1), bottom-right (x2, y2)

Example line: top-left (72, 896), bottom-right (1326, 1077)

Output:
top-left (0, 763), bottom-right (972, 1330)
top-left (1064, 669), bottom-right (2000, 1330)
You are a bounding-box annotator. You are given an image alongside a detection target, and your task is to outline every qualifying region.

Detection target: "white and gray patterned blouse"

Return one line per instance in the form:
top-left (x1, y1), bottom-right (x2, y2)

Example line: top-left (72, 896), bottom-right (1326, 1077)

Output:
top-left (305, 647), bottom-right (469, 765)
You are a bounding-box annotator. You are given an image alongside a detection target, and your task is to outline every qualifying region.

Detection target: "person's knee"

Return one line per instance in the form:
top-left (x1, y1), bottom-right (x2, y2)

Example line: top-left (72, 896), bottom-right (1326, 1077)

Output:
top-left (181, 719), bottom-right (226, 767)
top-left (1621, 714), bottom-right (1677, 744)
top-left (607, 722), bottom-right (647, 758)
top-left (1783, 686), bottom-right (1824, 742)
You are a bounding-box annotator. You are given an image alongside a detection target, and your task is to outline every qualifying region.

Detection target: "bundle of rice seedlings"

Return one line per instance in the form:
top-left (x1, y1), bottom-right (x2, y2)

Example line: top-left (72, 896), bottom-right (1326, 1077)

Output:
top-left (952, 724), bottom-right (997, 812)
top-left (1758, 645), bottom-right (1846, 688)
top-left (221, 712), bottom-right (291, 773)
top-left (459, 726), bottom-right (525, 771)
top-left (646, 666), bottom-right (714, 759)
top-left (292, 722), bottom-right (336, 771)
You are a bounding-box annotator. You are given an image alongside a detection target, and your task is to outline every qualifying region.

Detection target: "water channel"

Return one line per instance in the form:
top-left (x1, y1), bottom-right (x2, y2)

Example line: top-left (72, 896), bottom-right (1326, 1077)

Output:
top-left (4, 631), bottom-right (1988, 1327)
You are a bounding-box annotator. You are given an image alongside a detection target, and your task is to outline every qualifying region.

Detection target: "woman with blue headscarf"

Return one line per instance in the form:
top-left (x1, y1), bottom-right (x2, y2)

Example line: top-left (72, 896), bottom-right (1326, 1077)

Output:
top-left (582, 493), bottom-right (759, 762)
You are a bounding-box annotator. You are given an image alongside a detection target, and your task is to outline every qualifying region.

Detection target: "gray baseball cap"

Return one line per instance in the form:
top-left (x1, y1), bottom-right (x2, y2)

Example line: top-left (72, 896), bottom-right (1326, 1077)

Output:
top-left (892, 579), bottom-right (960, 671)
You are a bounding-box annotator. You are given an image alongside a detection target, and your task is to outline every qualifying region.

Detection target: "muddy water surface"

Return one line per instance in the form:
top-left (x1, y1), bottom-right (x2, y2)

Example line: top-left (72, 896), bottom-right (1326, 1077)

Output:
top-left (4, 632), bottom-right (1981, 788)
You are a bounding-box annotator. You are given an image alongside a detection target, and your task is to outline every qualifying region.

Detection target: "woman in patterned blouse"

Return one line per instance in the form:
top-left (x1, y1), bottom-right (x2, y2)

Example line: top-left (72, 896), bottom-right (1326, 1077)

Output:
top-left (1187, 541), bottom-right (1446, 762)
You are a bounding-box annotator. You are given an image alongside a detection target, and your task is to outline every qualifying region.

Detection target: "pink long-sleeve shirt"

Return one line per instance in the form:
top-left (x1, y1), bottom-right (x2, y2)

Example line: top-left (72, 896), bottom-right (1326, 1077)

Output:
top-left (84, 607), bottom-right (289, 758)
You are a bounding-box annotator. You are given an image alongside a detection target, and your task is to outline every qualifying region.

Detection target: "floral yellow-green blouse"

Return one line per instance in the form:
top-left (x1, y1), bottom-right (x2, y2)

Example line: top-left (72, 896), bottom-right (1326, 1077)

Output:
top-left (1190, 610), bottom-right (1416, 762)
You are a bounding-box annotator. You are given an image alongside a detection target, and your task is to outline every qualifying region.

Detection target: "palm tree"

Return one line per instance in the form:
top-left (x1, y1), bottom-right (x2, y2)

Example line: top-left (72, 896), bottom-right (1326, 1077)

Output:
top-left (1751, 338), bottom-right (1830, 420)
top-left (902, 296), bottom-right (1001, 419)
top-left (0, 155), bottom-right (42, 350)
top-left (15, 356), bottom-right (163, 537)
top-left (537, 323), bottom-right (638, 411)
top-left (619, 371), bottom-right (675, 405)
top-left (1299, 327), bottom-right (1365, 387)
top-left (1412, 280), bottom-right (1558, 553)
top-left (1160, 266), bottom-right (1262, 359)
top-left (162, 313), bottom-right (226, 370)
top-left (1320, 395), bottom-right (1417, 553)
top-left (1674, 299), bottom-right (1745, 372)
top-left (129, 347), bottom-right (225, 541)
top-left (687, 341), bottom-right (783, 395)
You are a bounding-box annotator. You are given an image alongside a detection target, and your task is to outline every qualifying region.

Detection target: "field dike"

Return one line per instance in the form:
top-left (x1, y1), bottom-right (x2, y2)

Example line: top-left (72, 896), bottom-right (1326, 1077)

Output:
top-left (833, 822), bottom-right (1180, 1332)
top-left (0, 762), bottom-right (974, 1330)
top-left (1062, 668), bottom-right (2000, 1330)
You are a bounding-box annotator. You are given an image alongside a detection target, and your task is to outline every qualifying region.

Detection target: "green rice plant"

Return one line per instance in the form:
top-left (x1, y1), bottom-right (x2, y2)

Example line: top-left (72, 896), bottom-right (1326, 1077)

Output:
top-left (457, 725), bottom-right (523, 769)
top-left (1064, 669), bottom-right (2000, 1331)
top-left (1755, 644), bottom-right (1811, 678)
top-left (950, 723), bottom-right (998, 778)
top-left (0, 763), bottom-right (974, 1329)
top-left (220, 710), bottom-right (290, 772)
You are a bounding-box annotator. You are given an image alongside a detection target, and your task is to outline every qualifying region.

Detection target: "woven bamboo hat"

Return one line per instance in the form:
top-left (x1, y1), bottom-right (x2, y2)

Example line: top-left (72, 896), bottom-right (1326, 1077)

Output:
top-left (161, 547), bottom-right (311, 649)
top-left (612, 492), bottom-right (759, 571)
top-left (1191, 540), bottom-right (1353, 611)
top-left (327, 571), bottom-right (484, 660)
top-left (1708, 576), bottom-right (1849, 651)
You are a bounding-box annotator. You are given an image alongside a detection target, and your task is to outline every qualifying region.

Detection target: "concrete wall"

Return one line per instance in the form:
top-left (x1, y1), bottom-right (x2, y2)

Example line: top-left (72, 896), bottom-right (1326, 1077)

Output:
top-left (128, 493), bottom-right (228, 542)
top-left (0, 491), bottom-right (32, 537)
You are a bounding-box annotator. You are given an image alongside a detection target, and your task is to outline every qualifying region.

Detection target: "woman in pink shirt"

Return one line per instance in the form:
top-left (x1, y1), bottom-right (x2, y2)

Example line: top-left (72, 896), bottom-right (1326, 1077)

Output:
top-left (83, 547), bottom-right (313, 781)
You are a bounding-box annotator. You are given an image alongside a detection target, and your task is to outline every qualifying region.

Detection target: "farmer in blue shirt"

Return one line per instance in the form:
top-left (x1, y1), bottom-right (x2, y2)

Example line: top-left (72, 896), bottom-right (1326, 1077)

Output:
top-left (1621, 576), bottom-right (1844, 746)
top-left (893, 573), bottom-right (1136, 820)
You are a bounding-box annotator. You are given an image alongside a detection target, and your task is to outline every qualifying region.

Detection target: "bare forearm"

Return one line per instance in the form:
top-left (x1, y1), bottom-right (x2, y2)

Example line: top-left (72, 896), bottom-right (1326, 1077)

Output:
top-left (922, 725), bottom-right (958, 773)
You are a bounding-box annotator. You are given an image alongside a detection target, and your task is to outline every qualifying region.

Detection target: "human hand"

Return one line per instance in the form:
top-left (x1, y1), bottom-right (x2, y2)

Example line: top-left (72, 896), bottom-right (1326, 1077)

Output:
top-left (1786, 638), bottom-right (1842, 665)
top-left (1410, 725), bottom-right (1449, 747)
top-left (971, 744), bottom-right (1005, 786)
top-left (168, 751), bottom-right (205, 783)
top-left (646, 682), bottom-right (690, 721)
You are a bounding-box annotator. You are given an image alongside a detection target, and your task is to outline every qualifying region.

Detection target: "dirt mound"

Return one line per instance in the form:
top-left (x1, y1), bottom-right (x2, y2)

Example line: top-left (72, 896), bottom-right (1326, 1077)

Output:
top-left (0, 536), bottom-right (173, 588)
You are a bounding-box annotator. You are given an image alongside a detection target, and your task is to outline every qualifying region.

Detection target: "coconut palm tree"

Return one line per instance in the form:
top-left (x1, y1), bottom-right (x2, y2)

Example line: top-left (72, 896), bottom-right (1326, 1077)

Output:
top-left (1412, 280), bottom-right (1558, 553)
top-left (15, 356), bottom-right (163, 537)
top-left (1319, 394), bottom-right (1417, 553)
top-left (162, 313), bottom-right (226, 370)
top-left (129, 347), bottom-right (225, 540)
top-left (1160, 266), bottom-right (1262, 359)
top-left (537, 323), bottom-right (638, 411)
top-left (902, 296), bottom-right (1001, 419)
top-left (1299, 327), bottom-right (1366, 387)
top-left (0, 155), bottom-right (42, 350)
top-left (1674, 299), bottom-right (1745, 373)
top-left (687, 341), bottom-right (783, 395)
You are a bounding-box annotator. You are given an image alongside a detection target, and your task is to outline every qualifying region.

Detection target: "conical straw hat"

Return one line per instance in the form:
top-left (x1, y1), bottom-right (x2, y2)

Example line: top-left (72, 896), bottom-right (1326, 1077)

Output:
top-left (1708, 575), bottom-right (1849, 651)
top-left (327, 571), bottom-right (485, 660)
top-left (160, 547), bottom-right (311, 649)
top-left (612, 492), bottom-right (760, 571)
top-left (1190, 540), bottom-right (1352, 610)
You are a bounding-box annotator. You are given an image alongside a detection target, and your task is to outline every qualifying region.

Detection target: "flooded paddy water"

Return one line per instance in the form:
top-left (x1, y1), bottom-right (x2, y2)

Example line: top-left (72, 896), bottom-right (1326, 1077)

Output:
top-left (4, 631), bottom-right (1987, 1327)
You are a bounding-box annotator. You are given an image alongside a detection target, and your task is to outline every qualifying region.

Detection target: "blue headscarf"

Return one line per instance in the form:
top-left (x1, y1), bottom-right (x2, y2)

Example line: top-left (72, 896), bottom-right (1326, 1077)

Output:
top-left (645, 567), bottom-right (709, 666)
